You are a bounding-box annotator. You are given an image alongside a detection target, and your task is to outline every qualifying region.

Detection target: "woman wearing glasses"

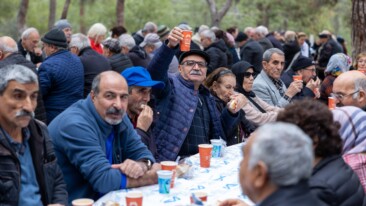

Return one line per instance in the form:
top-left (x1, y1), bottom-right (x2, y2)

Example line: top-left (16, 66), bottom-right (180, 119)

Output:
top-left (204, 67), bottom-right (256, 145)
top-left (231, 61), bottom-right (282, 126)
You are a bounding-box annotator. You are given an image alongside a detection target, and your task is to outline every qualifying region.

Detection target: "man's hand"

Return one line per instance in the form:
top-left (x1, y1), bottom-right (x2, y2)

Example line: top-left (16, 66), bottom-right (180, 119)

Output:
top-left (111, 159), bottom-right (147, 179)
top-left (227, 93), bottom-right (247, 114)
top-left (167, 27), bottom-right (183, 48)
top-left (218, 199), bottom-right (249, 206)
top-left (136, 105), bottom-right (153, 132)
top-left (285, 80), bottom-right (303, 98)
top-left (305, 77), bottom-right (321, 91)
top-left (126, 163), bottom-right (161, 188)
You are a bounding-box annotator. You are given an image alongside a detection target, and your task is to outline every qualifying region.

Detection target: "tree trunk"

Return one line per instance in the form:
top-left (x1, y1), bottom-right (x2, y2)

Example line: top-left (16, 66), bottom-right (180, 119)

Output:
top-left (352, 0), bottom-right (366, 59)
top-left (61, 0), bottom-right (71, 19)
top-left (79, 0), bottom-right (86, 34)
top-left (116, 0), bottom-right (125, 26)
top-left (256, 3), bottom-right (271, 28)
top-left (206, 0), bottom-right (234, 27)
top-left (17, 0), bottom-right (29, 35)
top-left (48, 0), bottom-right (57, 31)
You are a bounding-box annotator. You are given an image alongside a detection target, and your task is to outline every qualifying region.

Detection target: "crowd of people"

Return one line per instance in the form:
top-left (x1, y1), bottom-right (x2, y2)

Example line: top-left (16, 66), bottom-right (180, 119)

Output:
top-left (0, 18), bottom-right (365, 206)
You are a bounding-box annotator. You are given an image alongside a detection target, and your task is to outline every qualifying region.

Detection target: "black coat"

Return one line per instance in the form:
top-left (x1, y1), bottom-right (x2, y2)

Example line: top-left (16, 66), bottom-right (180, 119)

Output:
top-left (0, 120), bottom-right (67, 205)
top-left (127, 46), bottom-right (151, 68)
top-left (17, 40), bottom-right (43, 65)
top-left (258, 180), bottom-right (323, 206)
top-left (240, 39), bottom-right (264, 73)
top-left (280, 69), bottom-right (315, 100)
top-left (108, 53), bottom-right (133, 73)
top-left (310, 156), bottom-right (366, 206)
top-left (283, 41), bottom-right (300, 70)
top-left (79, 47), bottom-right (111, 97)
top-left (317, 38), bottom-right (344, 67)
top-left (0, 52), bottom-right (47, 123)
top-left (205, 39), bottom-right (229, 75)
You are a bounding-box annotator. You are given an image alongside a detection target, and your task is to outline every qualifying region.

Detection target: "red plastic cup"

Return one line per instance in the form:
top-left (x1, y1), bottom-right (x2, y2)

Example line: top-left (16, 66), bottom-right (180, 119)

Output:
top-left (180, 30), bottom-right (192, 51)
top-left (190, 191), bottom-right (208, 203)
top-left (292, 75), bottom-right (302, 81)
top-left (125, 191), bottom-right (143, 206)
top-left (198, 144), bottom-right (213, 168)
top-left (328, 96), bottom-right (336, 110)
top-left (161, 161), bottom-right (177, 188)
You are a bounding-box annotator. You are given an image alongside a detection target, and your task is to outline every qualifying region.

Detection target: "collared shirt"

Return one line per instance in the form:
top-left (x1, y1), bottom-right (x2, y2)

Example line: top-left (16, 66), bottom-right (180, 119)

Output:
top-left (269, 76), bottom-right (285, 96)
top-left (1, 127), bottom-right (42, 206)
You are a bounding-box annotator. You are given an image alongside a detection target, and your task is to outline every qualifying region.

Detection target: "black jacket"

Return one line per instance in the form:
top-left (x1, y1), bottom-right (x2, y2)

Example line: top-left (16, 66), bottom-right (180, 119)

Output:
top-left (310, 155), bottom-right (366, 206)
top-left (240, 39), bottom-right (264, 73)
top-left (127, 46), bottom-right (151, 68)
top-left (258, 181), bottom-right (322, 206)
top-left (108, 53), bottom-right (133, 73)
top-left (17, 40), bottom-right (43, 65)
top-left (283, 41), bottom-right (300, 70)
top-left (0, 120), bottom-right (67, 205)
top-left (0, 52), bottom-right (47, 123)
top-left (280, 69), bottom-right (315, 100)
top-left (317, 38), bottom-right (343, 67)
top-left (79, 47), bottom-right (111, 97)
top-left (204, 39), bottom-right (229, 75)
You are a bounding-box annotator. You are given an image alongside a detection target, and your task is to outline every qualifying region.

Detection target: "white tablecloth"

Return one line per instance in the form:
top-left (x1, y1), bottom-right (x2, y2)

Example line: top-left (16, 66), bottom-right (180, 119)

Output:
top-left (94, 143), bottom-right (254, 206)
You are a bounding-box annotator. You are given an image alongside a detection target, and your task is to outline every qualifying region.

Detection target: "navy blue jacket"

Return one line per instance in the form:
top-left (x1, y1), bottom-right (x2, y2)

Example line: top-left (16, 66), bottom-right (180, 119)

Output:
top-left (147, 43), bottom-right (238, 161)
top-left (280, 69), bottom-right (315, 100)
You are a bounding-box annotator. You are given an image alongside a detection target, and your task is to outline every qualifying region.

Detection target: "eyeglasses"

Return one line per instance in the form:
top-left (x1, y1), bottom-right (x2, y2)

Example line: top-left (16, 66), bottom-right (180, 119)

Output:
top-left (181, 60), bottom-right (207, 68)
top-left (243, 72), bottom-right (257, 78)
top-left (304, 68), bottom-right (316, 73)
top-left (332, 90), bottom-right (360, 101)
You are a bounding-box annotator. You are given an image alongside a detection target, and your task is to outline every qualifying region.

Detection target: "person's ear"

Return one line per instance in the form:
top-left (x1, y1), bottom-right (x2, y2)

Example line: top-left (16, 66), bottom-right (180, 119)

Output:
top-left (358, 89), bottom-right (366, 103)
top-left (253, 161), bottom-right (269, 189)
top-left (90, 90), bottom-right (96, 102)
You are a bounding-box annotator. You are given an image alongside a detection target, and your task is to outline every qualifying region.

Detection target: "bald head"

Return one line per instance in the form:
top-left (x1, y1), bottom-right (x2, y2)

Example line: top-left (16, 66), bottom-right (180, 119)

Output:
top-left (0, 36), bottom-right (18, 60)
top-left (333, 71), bottom-right (366, 108)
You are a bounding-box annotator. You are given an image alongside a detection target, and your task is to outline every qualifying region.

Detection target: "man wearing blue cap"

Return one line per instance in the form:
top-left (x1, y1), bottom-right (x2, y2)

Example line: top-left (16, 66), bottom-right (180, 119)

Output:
top-left (122, 66), bottom-right (164, 156)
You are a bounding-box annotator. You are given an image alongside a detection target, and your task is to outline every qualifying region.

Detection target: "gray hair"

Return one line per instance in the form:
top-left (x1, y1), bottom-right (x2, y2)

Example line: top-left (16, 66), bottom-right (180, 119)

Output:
top-left (87, 23), bottom-right (107, 39)
top-left (255, 26), bottom-right (269, 38)
top-left (200, 29), bottom-right (216, 42)
top-left (0, 37), bottom-right (18, 54)
top-left (69, 33), bottom-right (90, 51)
top-left (119, 34), bottom-right (136, 51)
top-left (263, 48), bottom-right (284, 62)
top-left (0, 65), bottom-right (38, 95)
top-left (284, 31), bottom-right (296, 43)
top-left (248, 122), bottom-right (313, 186)
top-left (21, 27), bottom-right (39, 40)
top-left (91, 73), bottom-right (102, 95)
top-left (354, 78), bottom-right (366, 99)
top-left (143, 22), bottom-right (157, 33)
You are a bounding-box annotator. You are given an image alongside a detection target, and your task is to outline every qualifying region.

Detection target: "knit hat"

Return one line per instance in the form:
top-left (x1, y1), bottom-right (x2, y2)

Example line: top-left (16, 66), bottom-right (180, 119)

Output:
top-left (41, 28), bottom-right (68, 48)
top-left (139, 33), bottom-right (162, 48)
top-left (121, 66), bottom-right (165, 89)
top-left (102, 38), bottom-right (121, 53)
top-left (235, 32), bottom-right (248, 42)
top-left (54, 19), bottom-right (72, 30)
top-left (179, 50), bottom-right (210, 65)
top-left (291, 55), bottom-right (316, 71)
top-left (157, 25), bottom-right (170, 39)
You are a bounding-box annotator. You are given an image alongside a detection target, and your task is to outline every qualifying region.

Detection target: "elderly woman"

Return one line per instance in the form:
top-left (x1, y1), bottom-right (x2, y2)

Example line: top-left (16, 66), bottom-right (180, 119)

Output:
top-left (204, 67), bottom-right (256, 145)
top-left (87, 23), bottom-right (107, 54)
top-left (277, 100), bottom-right (365, 206)
top-left (332, 106), bottom-right (366, 192)
top-left (231, 61), bottom-right (282, 126)
top-left (353, 52), bottom-right (366, 73)
top-left (320, 53), bottom-right (351, 103)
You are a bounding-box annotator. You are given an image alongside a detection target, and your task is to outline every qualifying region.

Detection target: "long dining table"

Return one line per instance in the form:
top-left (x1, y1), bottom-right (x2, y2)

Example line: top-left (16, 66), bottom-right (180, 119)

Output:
top-left (94, 143), bottom-right (254, 206)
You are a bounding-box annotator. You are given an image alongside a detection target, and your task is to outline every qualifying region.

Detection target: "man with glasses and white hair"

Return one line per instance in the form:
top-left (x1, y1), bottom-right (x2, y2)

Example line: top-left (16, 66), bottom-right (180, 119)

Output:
top-left (333, 70), bottom-right (366, 110)
top-left (147, 27), bottom-right (243, 161)
top-left (0, 65), bottom-right (67, 205)
top-left (219, 122), bottom-right (322, 206)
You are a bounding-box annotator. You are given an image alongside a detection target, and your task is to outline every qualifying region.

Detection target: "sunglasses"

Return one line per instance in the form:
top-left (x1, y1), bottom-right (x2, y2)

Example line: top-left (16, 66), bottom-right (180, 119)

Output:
top-left (243, 72), bottom-right (257, 78)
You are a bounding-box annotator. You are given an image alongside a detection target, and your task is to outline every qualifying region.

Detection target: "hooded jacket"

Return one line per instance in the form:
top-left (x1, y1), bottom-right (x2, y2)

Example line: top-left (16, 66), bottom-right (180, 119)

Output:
top-left (204, 39), bottom-right (229, 75)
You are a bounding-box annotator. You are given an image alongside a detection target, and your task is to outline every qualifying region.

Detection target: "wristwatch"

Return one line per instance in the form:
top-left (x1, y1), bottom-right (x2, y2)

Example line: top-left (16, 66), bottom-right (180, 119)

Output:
top-left (283, 94), bottom-right (292, 102)
top-left (140, 159), bottom-right (152, 170)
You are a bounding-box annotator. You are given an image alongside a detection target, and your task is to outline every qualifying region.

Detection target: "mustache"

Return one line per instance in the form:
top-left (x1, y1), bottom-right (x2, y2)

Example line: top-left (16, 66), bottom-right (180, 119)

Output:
top-left (106, 107), bottom-right (125, 116)
top-left (15, 110), bottom-right (35, 118)
top-left (190, 70), bottom-right (201, 75)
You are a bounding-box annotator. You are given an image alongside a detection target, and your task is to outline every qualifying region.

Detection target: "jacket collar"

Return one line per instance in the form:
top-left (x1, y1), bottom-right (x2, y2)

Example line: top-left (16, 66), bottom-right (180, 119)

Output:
top-left (177, 74), bottom-right (210, 96)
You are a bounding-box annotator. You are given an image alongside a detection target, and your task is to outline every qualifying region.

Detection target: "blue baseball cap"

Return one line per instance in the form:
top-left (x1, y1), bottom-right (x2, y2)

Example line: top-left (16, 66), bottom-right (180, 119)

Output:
top-left (121, 66), bottom-right (165, 89)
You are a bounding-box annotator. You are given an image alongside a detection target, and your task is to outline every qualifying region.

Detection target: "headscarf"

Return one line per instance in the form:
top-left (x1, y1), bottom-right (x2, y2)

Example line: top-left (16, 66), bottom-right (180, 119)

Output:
top-left (231, 61), bottom-right (256, 97)
top-left (325, 53), bottom-right (352, 77)
top-left (332, 106), bottom-right (366, 154)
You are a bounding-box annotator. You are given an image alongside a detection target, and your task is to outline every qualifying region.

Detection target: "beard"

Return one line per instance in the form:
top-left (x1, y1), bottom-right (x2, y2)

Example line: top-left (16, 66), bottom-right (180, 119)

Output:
top-left (105, 106), bottom-right (125, 125)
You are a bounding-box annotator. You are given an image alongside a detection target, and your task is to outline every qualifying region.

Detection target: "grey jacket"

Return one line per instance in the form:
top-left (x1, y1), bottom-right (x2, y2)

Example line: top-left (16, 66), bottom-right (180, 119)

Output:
top-left (252, 70), bottom-right (290, 108)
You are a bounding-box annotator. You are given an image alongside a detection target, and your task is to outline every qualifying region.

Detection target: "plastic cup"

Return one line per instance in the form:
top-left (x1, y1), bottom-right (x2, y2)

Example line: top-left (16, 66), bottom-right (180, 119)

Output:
top-left (198, 144), bottom-right (213, 168)
top-left (190, 191), bottom-right (208, 204)
top-left (292, 75), bottom-right (302, 81)
top-left (72, 198), bottom-right (94, 206)
top-left (328, 96), bottom-right (336, 110)
top-left (125, 191), bottom-right (143, 206)
top-left (157, 170), bottom-right (173, 194)
top-left (180, 30), bottom-right (192, 51)
top-left (161, 161), bottom-right (177, 188)
top-left (210, 139), bottom-right (222, 158)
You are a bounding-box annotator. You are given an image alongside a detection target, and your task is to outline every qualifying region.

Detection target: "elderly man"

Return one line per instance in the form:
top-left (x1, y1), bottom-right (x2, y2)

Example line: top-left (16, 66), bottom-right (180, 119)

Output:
top-left (147, 27), bottom-right (244, 161)
top-left (253, 26), bottom-right (273, 52)
top-left (133, 21), bottom-right (158, 46)
top-left (219, 122), bottom-right (322, 206)
top-left (17, 27), bottom-right (43, 65)
top-left (121, 66), bottom-right (165, 156)
top-left (48, 71), bottom-right (159, 203)
top-left (0, 65), bottom-right (67, 205)
top-left (38, 29), bottom-right (84, 124)
top-left (69, 33), bottom-right (110, 97)
top-left (252, 48), bottom-right (302, 107)
top-left (102, 38), bottom-right (132, 73)
top-left (0, 36), bottom-right (47, 123)
top-left (281, 55), bottom-right (321, 100)
top-left (235, 31), bottom-right (264, 73)
top-left (119, 34), bottom-right (136, 55)
top-left (54, 19), bottom-right (72, 44)
top-left (200, 29), bottom-right (228, 74)
top-left (332, 70), bottom-right (366, 109)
